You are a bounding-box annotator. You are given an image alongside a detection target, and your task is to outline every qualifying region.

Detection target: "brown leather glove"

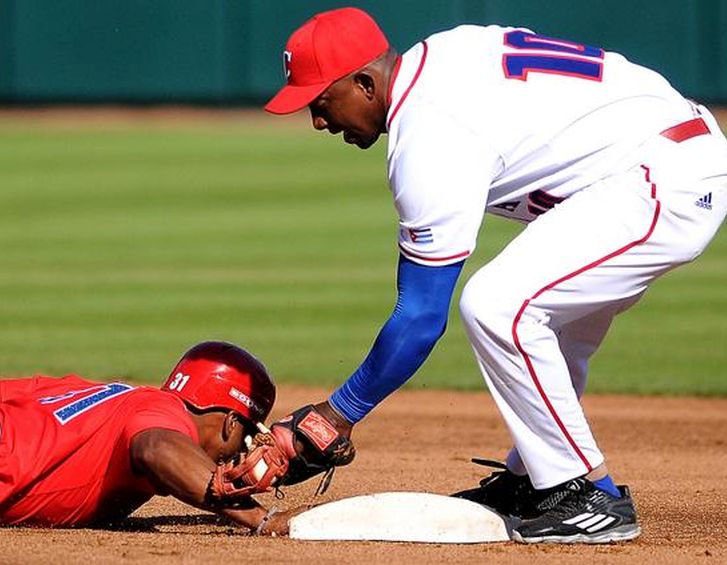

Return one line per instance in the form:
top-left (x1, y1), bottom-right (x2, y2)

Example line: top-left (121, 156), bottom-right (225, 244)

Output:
top-left (208, 433), bottom-right (289, 501)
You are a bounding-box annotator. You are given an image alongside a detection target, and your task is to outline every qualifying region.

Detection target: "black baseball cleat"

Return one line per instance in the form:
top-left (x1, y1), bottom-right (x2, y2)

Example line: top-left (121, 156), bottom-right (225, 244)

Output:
top-left (451, 459), bottom-right (538, 518)
top-left (511, 478), bottom-right (641, 544)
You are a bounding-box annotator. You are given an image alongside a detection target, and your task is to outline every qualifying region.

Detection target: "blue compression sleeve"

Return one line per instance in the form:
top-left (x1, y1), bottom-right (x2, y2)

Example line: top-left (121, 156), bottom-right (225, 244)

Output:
top-left (329, 255), bottom-right (464, 423)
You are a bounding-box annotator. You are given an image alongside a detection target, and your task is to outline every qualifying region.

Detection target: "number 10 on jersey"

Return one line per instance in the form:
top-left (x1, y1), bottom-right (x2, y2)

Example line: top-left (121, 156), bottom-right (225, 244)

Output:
top-left (502, 30), bottom-right (604, 82)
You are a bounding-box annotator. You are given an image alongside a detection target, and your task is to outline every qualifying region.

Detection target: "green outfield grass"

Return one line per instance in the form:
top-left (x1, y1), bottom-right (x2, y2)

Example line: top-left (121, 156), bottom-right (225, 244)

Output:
top-left (0, 113), bottom-right (725, 395)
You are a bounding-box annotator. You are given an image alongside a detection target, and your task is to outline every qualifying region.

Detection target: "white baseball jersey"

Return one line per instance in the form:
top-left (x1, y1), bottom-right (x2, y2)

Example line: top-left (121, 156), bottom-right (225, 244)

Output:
top-left (388, 25), bottom-right (712, 265)
top-left (386, 24), bottom-right (727, 487)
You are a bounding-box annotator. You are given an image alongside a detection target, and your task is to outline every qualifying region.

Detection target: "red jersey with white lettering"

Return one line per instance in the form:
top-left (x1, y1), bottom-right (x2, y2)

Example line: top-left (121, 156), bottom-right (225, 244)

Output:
top-left (0, 375), bottom-right (198, 526)
top-left (387, 25), bottom-right (704, 265)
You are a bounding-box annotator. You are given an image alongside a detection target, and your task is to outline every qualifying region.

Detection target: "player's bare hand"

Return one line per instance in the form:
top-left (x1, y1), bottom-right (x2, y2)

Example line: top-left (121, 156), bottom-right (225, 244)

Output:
top-left (256, 505), bottom-right (312, 536)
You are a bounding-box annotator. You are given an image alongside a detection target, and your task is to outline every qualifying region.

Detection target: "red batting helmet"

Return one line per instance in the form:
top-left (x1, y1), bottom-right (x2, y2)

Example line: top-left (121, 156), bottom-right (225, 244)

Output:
top-left (161, 341), bottom-right (275, 422)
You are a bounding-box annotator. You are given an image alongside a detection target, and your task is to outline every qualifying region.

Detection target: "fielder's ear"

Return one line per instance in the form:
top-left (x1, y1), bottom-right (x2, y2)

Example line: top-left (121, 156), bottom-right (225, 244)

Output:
top-left (353, 71), bottom-right (376, 100)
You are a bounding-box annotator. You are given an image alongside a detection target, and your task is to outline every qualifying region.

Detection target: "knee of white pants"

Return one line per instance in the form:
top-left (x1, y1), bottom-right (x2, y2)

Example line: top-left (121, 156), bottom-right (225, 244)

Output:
top-left (459, 271), bottom-right (522, 342)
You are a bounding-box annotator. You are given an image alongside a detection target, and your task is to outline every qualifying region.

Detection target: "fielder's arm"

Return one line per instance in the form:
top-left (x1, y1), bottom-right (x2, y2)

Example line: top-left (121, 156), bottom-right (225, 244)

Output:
top-left (266, 256), bottom-right (462, 488)
top-left (328, 254), bottom-right (464, 423)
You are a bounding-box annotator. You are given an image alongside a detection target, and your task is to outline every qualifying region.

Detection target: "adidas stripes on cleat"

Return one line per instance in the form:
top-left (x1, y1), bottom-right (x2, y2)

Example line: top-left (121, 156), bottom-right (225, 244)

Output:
top-left (511, 477), bottom-right (641, 544)
top-left (451, 459), bottom-right (538, 518)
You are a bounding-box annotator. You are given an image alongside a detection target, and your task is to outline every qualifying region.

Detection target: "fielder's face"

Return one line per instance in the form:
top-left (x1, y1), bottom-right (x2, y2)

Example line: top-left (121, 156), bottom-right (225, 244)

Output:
top-left (308, 73), bottom-right (384, 150)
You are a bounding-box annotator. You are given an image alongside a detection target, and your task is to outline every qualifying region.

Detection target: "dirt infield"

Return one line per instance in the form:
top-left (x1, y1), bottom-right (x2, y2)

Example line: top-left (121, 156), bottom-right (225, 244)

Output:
top-left (1, 386), bottom-right (725, 565)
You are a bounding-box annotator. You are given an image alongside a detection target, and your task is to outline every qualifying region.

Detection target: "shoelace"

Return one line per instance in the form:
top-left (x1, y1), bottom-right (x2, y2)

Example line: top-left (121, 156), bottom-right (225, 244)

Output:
top-left (471, 458), bottom-right (508, 470)
top-left (272, 466), bottom-right (336, 501)
top-left (471, 458), bottom-right (510, 487)
top-left (315, 467), bottom-right (336, 497)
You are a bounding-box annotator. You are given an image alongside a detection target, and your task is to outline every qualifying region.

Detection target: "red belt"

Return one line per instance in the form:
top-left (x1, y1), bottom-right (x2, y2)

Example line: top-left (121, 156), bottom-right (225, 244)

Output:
top-left (660, 117), bottom-right (710, 142)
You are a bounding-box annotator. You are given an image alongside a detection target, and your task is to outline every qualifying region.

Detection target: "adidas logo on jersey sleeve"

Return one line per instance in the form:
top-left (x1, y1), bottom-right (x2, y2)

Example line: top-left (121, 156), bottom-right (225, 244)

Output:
top-left (695, 192), bottom-right (713, 210)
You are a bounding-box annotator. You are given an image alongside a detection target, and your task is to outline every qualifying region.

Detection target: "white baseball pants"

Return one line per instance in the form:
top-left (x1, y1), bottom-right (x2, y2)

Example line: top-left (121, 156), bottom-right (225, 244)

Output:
top-left (459, 111), bottom-right (727, 489)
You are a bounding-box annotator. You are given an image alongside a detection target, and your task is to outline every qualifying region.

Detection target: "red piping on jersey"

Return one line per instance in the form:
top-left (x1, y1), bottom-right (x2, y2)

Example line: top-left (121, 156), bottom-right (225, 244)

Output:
top-left (641, 163), bottom-right (657, 198)
top-left (386, 55), bottom-right (402, 109)
top-left (660, 117), bottom-right (710, 143)
top-left (398, 243), bottom-right (470, 263)
top-left (511, 165), bottom-right (661, 474)
top-left (387, 41), bottom-right (428, 130)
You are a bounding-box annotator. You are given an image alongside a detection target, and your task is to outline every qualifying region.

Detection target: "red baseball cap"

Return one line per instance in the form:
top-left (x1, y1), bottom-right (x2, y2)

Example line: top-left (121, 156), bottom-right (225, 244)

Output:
top-left (264, 7), bottom-right (389, 115)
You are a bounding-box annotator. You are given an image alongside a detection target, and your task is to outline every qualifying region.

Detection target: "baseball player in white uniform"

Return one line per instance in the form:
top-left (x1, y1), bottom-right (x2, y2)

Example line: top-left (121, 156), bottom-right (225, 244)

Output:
top-left (265, 7), bottom-right (727, 543)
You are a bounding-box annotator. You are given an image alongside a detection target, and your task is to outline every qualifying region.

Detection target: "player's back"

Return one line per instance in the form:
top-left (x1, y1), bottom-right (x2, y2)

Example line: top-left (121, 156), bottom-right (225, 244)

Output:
top-left (0, 374), bottom-right (195, 526)
top-left (1, 374), bottom-right (136, 458)
top-left (404, 24), bottom-right (697, 208)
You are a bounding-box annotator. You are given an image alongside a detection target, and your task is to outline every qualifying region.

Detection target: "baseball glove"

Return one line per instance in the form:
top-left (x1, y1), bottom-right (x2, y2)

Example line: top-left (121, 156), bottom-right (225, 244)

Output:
top-left (207, 432), bottom-right (289, 503)
top-left (271, 404), bottom-right (355, 494)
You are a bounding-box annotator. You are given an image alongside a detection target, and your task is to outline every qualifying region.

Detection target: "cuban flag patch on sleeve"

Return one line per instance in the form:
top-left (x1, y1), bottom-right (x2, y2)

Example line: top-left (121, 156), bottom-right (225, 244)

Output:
top-left (407, 227), bottom-right (434, 244)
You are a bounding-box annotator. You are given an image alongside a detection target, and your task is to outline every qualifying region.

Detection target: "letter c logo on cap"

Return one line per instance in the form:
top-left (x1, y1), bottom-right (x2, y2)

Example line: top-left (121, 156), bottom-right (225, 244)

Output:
top-left (283, 50), bottom-right (293, 80)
